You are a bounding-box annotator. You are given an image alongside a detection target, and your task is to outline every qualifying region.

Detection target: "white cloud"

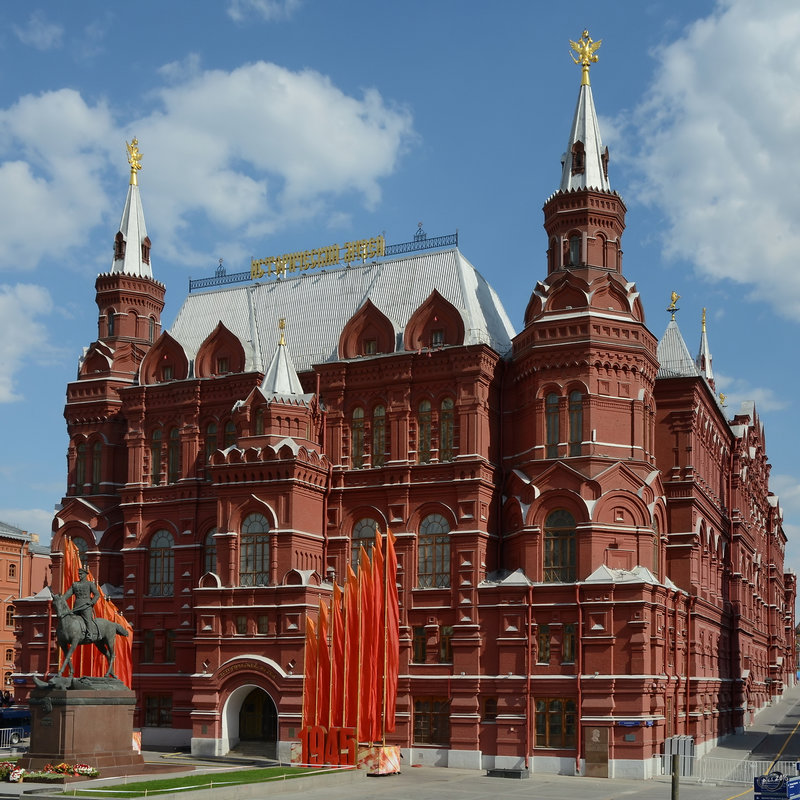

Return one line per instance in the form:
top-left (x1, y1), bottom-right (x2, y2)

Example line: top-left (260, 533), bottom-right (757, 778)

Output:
top-left (0, 284), bottom-right (54, 402)
top-left (133, 61), bottom-right (415, 264)
top-left (0, 89), bottom-right (117, 272)
top-left (0, 508), bottom-right (53, 542)
top-left (12, 10), bottom-right (63, 51)
top-left (627, 0), bottom-right (800, 319)
top-left (714, 371), bottom-right (788, 414)
top-left (227, 0), bottom-right (302, 23)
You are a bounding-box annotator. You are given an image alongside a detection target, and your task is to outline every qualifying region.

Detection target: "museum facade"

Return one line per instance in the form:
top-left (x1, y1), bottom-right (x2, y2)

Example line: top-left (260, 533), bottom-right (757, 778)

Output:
top-left (14, 47), bottom-right (796, 779)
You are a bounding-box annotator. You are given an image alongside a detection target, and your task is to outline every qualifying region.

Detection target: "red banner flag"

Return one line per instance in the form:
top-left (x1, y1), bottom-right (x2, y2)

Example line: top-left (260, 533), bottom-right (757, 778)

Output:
top-left (302, 616), bottom-right (318, 730)
top-left (358, 545), bottom-right (376, 743)
top-left (372, 529), bottom-right (385, 743)
top-left (384, 530), bottom-right (400, 732)
top-left (343, 564), bottom-right (359, 729)
top-left (316, 598), bottom-right (331, 727)
top-left (329, 582), bottom-right (345, 728)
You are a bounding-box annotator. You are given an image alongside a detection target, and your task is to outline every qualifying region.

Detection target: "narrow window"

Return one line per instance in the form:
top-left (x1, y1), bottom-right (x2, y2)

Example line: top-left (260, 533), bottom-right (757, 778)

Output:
top-left (562, 624), bottom-right (576, 663)
top-left (543, 509), bottom-right (576, 583)
top-left (439, 398), bottom-right (455, 462)
top-left (372, 406), bottom-right (386, 467)
top-left (439, 625), bottom-right (453, 663)
top-left (254, 407), bottom-right (265, 436)
top-left (164, 630), bottom-right (176, 663)
top-left (75, 442), bottom-right (87, 494)
top-left (364, 339), bottom-right (377, 355)
top-left (150, 430), bottom-right (162, 486)
top-left (417, 400), bottom-right (432, 464)
top-left (483, 697), bottom-right (498, 721)
top-left (431, 329), bottom-right (444, 347)
top-left (148, 530), bottom-right (174, 596)
top-left (240, 513), bottom-right (270, 586)
top-left (142, 629), bottom-right (155, 662)
top-left (652, 519), bottom-right (660, 577)
top-left (257, 615), bottom-right (269, 634)
top-left (412, 626), bottom-right (427, 663)
top-left (351, 408), bottom-right (365, 469)
top-left (167, 427), bottom-right (181, 483)
top-left (7, 564), bottom-right (15, 580)
top-left (568, 391), bottom-right (582, 456)
top-left (107, 310), bottom-right (115, 337)
top-left (203, 529), bottom-right (217, 575)
top-left (216, 356), bottom-right (229, 375)
top-left (144, 695), bottom-right (172, 727)
top-left (569, 235), bottom-right (581, 266)
top-left (4, 607), bottom-right (13, 628)
top-left (545, 393), bottom-right (559, 458)
top-left (418, 513), bottom-right (450, 588)
top-left (4, 649), bottom-right (13, 664)
top-left (236, 615), bottom-right (247, 635)
top-left (204, 423), bottom-right (217, 480)
top-left (91, 441), bottom-right (102, 492)
top-left (162, 364), bottom-right (173, 381)
top-left (223, 420), bottom-right (236, 448)
top-left (148, 317), bottom-right (155, 343)
top-left (537, 625), bottom-right (551, 663)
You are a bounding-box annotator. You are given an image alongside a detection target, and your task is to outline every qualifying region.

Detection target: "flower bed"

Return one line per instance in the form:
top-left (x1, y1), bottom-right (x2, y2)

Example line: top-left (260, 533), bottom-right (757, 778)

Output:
top-left (0, 760), bottom-right (99, 782)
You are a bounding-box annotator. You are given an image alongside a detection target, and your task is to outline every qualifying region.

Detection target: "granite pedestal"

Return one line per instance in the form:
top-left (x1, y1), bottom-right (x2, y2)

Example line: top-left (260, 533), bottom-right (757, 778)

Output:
top-left (19, 681), bottom-right (144, 775)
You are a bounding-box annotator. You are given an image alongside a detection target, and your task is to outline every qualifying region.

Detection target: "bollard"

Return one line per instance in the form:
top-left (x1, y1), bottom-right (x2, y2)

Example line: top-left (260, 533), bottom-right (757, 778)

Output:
top-left (671, 753), bottom-right (679, 800)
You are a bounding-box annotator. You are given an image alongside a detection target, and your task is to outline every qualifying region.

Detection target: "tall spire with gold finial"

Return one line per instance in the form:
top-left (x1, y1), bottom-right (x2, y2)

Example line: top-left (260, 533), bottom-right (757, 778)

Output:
top-left (696, 307), bottom-right (716, 390)
top-left (110, 138), bottom-right (153, 278)
top-left (559, 30), bottom-right (610, 193)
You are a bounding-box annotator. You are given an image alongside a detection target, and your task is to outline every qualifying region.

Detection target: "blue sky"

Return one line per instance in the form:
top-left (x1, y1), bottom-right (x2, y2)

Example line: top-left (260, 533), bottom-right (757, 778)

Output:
top-left (1, 0), bottom-right (799, 581)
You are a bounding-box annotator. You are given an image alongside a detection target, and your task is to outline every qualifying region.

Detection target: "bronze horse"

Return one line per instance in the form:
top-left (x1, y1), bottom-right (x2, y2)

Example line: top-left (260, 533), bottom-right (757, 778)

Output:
top-left (51, 592), bottom-right (129, 678)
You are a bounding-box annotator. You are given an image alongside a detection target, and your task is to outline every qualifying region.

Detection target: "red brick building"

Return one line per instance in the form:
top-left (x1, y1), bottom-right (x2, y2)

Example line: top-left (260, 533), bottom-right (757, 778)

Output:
top-left (15, 54), bottom-right (795, 778)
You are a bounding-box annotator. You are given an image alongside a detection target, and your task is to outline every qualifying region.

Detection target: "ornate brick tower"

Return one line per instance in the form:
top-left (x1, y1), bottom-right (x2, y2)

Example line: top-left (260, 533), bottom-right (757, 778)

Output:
top-left (58, 140), bottom-right (165, 585)
top-left (504, 30), bottom-right (664, 585)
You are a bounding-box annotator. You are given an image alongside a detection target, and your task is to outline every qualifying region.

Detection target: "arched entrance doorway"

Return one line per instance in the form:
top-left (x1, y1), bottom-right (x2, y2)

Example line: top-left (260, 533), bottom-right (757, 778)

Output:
top-left (230, 686), bottom-right (278, 758)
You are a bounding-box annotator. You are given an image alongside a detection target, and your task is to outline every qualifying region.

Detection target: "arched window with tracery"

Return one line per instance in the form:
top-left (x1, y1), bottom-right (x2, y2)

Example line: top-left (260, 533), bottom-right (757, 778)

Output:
top-left (168, 427), bottom-right (181, 483)
top-left (150, 430), bottom-right (162, 486)
top-left (418, 513), bottom-right (450, 588)
top-left (439, 398), bottom-right (455, 462)
top-left (351, 517), bottom-right (378, 569)
top-left (372, 406), bottom-right (386, 467)
top-left (545, 393), bottom-right (559, 458)
top-left (351, 408), bottom-right (365, 469)
top-left (148, 530), bottom-right (174, 596)
top-left (240, 513), bottom-right (270, 586)
top-left (204, 528), bottom-right (217, 575)
top-left (568, 391), bottom-right (582, 456)
top-left (418, 400), bottom-right (432, 464)
top-left (543, 509), bottom-right (576, 583)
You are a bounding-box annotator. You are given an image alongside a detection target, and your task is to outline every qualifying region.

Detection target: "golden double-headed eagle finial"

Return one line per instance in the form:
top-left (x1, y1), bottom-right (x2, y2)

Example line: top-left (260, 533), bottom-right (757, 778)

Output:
top-left (570, 29), bottom-right (602, 86)
top-left (126, 138), bottom-right (143, 186)
top-left (667, 291), bottom-right (680, 321)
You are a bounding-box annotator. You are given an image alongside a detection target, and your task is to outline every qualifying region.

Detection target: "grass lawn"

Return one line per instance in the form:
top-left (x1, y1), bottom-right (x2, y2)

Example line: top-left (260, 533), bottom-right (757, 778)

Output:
top-left (60, 765), bottom-right (341, 797)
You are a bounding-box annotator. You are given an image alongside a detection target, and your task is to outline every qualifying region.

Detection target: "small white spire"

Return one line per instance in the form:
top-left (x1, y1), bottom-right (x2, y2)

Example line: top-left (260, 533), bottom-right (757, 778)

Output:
top-left (110, 139), bottom-right (153, 278)
top-left (260, 319), bottom-right (304, 398)
top-left (696, 307), bottom-right (715, 390)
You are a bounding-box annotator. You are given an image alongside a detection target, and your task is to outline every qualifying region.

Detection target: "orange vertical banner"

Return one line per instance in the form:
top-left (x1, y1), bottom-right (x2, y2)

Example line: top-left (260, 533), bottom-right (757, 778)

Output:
top-left (343, 564), bottom-right (359, 729)
top-left (372, 529), bottom-right (385, 743)
top-left (358, 545), bottom-right (375, 743)
top-left (384, 530), bottom-right (400, 733)
top-left (329, 582), bottom-right (345, 728)
top-left (316, 598), bottom-right (330, 727)
top-left (302, 616), bottom-right (318, 730)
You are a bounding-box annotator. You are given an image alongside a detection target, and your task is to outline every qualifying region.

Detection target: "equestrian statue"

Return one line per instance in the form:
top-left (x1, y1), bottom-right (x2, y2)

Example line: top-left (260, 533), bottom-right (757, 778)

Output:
top-left (52, 567), bottom-right (129, 679)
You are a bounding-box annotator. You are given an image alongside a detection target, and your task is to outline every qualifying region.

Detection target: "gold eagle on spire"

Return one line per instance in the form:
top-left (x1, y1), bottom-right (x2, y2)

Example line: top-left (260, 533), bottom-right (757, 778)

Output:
top-left (570, 30), bottom-right (602, 86)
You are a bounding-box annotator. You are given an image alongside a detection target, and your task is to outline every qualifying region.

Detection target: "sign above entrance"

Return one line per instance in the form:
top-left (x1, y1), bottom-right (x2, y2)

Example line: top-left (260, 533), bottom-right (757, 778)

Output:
top-left (215, 659), bottom-right (281, 683)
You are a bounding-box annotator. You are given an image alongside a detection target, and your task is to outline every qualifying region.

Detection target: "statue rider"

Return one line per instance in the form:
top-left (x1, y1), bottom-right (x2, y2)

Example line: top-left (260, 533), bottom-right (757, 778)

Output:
top-left (62, 567), bottom-right (100, 641)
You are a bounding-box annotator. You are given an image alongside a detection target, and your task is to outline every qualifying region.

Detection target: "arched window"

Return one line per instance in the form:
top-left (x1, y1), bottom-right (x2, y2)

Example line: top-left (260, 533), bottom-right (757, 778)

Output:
top-left (4, 649), bottom-right (12, 664)
top-left (75, 442), bottom-right (87, 495)
top-left (652, 519), bottom-right (660, 577)
top-left (351, 408), bottom-right (365, 469)
top-left (148, 530), bottom-right (174, 596)
top-left (223, 420), bottom-right (236, 448)
top-left (204, 528), bottom-right (217, 575)
top-left (440, 398), bottom-right (455, 462)
top-left (543, 509), bottom-right (576, 583)
top-left (4, 607), bottom-right (13, 628)
top-left (351, 517), bottom-right (378, 569)
top-left (418, 400), bottom-right (432, 464)
top-left (91, 441), bottom-right (102, 493)
top-left (418, 513), bottom-right (450, 588)
top-left (150, 430), bottom-right (162, 486)
top-left (568, 391), bottom-right (582, 456)
top-left (107, 309), bottom-right (115, 337)
top-left (545, 393), bottom-right (559, 458)
top-left (569, 235), bottom-right (581, 266)
top-left (372, 406), bottom-right (386, 468)
top-left (254, 407), bottom-right (265, 436)
top-left (148, 317), bottom-right (155, 343)
top-left (240, 513), bottom-right (270, 586)
top-left (167, 427), bottom-right (181, 483)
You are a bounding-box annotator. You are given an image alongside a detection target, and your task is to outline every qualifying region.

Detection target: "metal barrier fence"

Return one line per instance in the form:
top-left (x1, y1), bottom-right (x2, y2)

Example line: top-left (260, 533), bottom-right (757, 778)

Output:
top-left (657, 755), bottom-right (799, 785)
top-left (0, 727), bottom-right (27, 747)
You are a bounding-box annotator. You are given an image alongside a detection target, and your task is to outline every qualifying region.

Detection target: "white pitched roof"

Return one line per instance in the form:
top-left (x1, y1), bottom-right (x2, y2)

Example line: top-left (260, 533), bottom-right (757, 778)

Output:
top-left (559, 83), bottom-right (610, 192)
top-left (169, 247), bottom-right (515, 373)
top-left (110, 182), bottom-right (152, 278)
top-left (657, 320), bottom-right (700, 379)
